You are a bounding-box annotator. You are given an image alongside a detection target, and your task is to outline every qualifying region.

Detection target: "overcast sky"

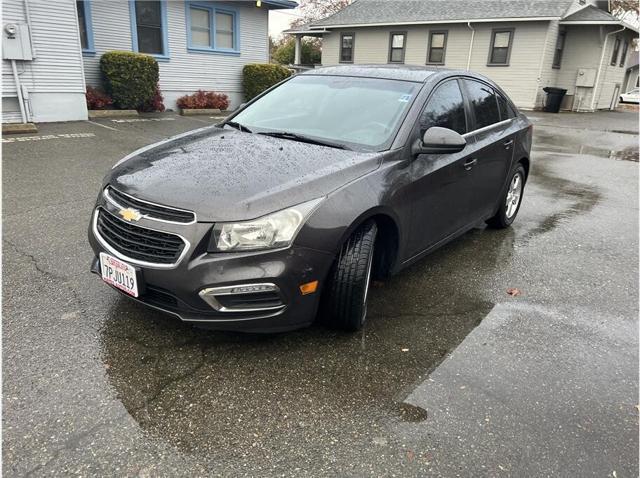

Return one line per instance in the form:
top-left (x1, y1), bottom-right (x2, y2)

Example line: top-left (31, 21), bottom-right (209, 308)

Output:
top-left (269, 8), bottom-right (304, 39)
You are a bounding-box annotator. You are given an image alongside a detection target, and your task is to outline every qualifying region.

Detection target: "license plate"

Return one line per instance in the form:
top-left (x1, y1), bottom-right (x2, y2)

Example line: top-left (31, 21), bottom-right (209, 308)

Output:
top-left (99, 252), bottom-right (139, 297)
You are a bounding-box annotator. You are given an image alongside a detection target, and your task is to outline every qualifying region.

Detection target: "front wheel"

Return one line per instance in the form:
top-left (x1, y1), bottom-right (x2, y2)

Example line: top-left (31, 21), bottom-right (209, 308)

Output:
top-left (487, 164), bottom-right (526, 229)
top-left (322, 221), bottom-right (377, 331)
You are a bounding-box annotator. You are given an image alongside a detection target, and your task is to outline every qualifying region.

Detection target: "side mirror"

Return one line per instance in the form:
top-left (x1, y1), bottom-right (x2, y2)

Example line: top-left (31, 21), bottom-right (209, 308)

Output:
top-left (412, 126), bottom-right (467, 155)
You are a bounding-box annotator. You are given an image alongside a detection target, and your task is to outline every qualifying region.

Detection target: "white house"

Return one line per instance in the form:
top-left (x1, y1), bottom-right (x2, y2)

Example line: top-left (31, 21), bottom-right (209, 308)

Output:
top-left (287, 0), bottom-right (639, 111)
top-left (2, 0), bottom-right (296, 124)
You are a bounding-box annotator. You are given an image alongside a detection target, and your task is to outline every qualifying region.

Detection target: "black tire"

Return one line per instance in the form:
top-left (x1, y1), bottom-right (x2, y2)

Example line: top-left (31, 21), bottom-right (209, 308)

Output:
top-left (322, 221), bottom-right (377, 331)
top-left (487, 164), bottom-right (526, 229)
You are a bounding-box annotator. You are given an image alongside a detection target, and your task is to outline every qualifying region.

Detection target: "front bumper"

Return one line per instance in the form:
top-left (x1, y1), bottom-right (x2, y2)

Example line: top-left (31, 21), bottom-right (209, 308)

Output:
top-left (88, 199), bottom-right (335, 332)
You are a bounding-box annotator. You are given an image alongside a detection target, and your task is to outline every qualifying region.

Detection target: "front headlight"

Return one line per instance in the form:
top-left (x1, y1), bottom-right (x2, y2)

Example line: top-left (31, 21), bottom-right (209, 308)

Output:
top-left (209, 198), bottom-right (323, 252)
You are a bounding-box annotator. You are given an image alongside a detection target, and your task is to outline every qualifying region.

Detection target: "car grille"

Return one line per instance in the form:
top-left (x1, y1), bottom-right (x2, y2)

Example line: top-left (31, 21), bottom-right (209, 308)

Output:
top-left (96, 208), bottom-right (186, 265)
top-left (105, 186), bottom-right (195, 223)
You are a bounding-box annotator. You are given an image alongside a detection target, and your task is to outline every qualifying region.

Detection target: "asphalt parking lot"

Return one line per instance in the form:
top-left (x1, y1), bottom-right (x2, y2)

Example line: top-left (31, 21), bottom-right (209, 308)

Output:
top-left (3, 110), bottom-right (638, 476)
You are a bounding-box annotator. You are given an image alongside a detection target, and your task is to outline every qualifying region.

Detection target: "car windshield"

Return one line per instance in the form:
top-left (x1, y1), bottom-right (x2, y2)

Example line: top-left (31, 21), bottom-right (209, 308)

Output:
top-left (230, 75), bottom-right (421, 151)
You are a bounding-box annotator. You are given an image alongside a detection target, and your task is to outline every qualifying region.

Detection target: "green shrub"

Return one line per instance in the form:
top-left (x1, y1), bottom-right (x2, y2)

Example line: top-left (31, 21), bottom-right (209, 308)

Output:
top-left (272, 38), bottom-right (321, 66)
top-left (243, 64), bottom-right (292, 101)
top-left (100, 51), bottom-right (159, 110)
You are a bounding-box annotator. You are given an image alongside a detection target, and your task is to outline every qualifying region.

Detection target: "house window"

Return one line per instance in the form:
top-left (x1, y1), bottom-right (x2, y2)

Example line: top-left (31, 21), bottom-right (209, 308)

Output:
top-left (190, 7), bottom-right (211, 47)
top-left (488, 29), bottom-right (514, 66)
top-left (340, 33), bottom-right (354, 63)
top-left (619, 40), bottom-right (629, 67)
top-left (131, 0), bottom-right (169, 57)
top-left (610, 37), bottom-right (621, 66)
top-left (76, 0), bottom-right (94, 53)
top-left (427, 31), bottom-right (447, 65)
top-left (186, 3), bottom-right (238, 53)
top-left (552, 31), bottom-right (566, 68)
top-left (389, 32), bottom-right (406, 63)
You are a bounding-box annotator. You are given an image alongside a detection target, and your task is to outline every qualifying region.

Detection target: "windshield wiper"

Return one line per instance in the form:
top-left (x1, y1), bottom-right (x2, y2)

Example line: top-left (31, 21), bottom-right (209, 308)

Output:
top-left (258, 131), bottom-right (350, 150)
top-left (224, 121), bottom-right (252, 133)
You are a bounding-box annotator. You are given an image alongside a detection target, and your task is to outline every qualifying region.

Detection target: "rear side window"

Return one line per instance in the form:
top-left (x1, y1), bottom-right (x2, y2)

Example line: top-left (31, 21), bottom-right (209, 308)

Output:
top-left (463, 79), bottom-right (500, 129)
top-left (496, 92), bottom-right (515, 121)
top-left (420, 80), bottom-right (467, 135)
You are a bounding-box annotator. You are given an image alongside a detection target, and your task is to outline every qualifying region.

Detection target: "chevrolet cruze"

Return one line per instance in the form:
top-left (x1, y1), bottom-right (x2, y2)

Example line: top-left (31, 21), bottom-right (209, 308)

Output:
top-left (89, 65), bottom-right (532, 333)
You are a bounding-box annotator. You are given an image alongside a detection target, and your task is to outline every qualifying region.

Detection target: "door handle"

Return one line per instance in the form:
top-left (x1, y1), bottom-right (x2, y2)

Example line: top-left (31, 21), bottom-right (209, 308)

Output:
top-left (503, 139), bottom-right (514, 149)
top-left (463, 158), bottom-right (477, 171)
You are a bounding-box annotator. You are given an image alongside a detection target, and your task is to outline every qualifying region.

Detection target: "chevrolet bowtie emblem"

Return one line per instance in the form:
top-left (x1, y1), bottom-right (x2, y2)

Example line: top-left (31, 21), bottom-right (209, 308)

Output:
top-left (119, 208), bottom-right (142, 222)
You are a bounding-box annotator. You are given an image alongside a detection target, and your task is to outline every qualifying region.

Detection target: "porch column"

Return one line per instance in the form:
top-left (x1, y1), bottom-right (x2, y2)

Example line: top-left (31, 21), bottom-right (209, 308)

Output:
top-left (294, 35), bottom-right (302, 65)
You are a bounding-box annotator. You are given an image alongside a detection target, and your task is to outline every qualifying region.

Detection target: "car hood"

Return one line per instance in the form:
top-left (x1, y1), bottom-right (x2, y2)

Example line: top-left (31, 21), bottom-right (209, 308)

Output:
top-left (106, 126), bottom-right (381, 222)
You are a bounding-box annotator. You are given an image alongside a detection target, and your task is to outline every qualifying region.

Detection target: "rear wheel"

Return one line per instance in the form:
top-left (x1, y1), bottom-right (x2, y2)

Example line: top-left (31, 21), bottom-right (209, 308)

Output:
top-left (487, 164), bottom-right (526, 229)
top-left (322, 221), bottom-right (377, 331)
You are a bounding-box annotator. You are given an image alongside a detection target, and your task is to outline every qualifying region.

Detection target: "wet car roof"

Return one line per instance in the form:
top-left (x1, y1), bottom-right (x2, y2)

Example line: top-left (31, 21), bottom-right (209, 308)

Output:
top-left (300, 65), bottom-right (443, 83)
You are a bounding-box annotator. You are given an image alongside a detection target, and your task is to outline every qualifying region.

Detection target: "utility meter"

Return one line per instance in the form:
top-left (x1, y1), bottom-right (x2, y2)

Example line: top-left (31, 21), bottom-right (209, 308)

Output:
top-left (3, 22), bottom-right (33, 60)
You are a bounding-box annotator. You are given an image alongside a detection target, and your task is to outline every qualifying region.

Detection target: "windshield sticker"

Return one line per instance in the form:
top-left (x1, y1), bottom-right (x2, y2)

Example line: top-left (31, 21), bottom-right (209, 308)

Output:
top-left (398, 94), bottom-right (412, 103)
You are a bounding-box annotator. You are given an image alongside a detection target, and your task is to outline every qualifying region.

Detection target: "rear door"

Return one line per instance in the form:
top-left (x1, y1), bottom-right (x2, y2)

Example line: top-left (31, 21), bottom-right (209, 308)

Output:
top-left (460, 79), bottom-right (515, 221)
top-left (407, 79), bottom-right (475, 257)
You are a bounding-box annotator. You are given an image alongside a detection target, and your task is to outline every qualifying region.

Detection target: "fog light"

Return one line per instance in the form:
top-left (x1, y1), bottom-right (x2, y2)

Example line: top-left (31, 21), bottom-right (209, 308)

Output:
top-left (299, 280), bottom-right (318, 295)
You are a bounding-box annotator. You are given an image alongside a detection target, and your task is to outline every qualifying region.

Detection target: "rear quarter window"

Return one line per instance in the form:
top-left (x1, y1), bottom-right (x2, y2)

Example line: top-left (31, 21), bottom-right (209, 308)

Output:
top-left (496, 92), bottom-right (515, 121)
top-left (463, 79), bottom-right (500, 130)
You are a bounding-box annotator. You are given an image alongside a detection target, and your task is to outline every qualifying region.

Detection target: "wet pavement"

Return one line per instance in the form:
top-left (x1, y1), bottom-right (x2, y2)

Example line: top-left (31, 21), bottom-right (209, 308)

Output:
top-left (3, 111), bottom-right (639, 476)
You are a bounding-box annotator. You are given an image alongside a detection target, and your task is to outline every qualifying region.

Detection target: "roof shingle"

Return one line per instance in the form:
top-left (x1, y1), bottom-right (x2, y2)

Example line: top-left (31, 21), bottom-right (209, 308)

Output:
top-left (311, 0), bottom-right (574, 27)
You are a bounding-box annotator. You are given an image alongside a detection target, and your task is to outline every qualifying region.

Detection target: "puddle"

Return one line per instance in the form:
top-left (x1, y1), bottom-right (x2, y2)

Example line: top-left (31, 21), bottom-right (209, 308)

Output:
top-left (100, 228), bottom-right (516, 455)
top-left (533, 130), bottom-right (639, 162)
top-left (535, 144), bottom-right (639, 162)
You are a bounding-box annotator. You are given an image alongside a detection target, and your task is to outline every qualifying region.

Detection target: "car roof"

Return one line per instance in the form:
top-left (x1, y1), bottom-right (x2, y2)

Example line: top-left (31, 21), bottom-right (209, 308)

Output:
top-left (300, 65), bottom-right (449, 83)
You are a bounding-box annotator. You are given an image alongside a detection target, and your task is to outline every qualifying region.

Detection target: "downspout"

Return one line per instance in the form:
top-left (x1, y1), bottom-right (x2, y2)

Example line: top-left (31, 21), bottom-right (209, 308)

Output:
top-left (532, 21), bottom-right (553, 109)
top-left (11, 60), bottom-right (28, 123)
top-left (590, 26), bottom-right (625, 111)
top-left (23, 0), bottom-right (36, 58)
top-left (466, 22), bottom-right (475, 70)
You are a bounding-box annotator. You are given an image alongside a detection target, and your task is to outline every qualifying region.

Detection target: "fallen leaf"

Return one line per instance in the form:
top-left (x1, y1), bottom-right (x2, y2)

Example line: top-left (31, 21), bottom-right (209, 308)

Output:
top-left (406, 450), bottom-right (415, 462)
top-left (506, 287), bottom-right (522, 297)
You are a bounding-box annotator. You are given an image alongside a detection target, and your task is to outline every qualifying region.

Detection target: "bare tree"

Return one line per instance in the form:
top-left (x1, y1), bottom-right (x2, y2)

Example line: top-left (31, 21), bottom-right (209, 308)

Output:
top-left (610, 0), bottom-right (639, 14)
top-left (291, 0), bottom-right (352, 27)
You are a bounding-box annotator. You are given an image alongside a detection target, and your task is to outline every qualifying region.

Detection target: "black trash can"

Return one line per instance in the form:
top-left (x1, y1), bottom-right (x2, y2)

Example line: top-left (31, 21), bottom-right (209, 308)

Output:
top-left (542, 87), bottom-right (567, 113)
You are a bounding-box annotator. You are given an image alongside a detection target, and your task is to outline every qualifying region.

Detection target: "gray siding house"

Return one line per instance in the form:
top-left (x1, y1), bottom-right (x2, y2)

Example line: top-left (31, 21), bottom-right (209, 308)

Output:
top-left (2, 0), bottom-right (296, 124)
top-left (287, 0), bottom-right (638, 111)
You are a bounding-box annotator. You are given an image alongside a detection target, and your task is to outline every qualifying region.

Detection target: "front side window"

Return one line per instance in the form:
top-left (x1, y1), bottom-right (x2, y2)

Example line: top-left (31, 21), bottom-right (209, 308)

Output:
top-left (427, 31), bottom-right (447, 65)
top-left (232, 75), bottom-right (421, 150)
top-left (420, 80), bottom-right (467, 135)
top-left (619, 40), bottom-right (629, 67)
top-left (133, 0), bottom-right (166, 56)
top-left (389, 32), bottom-right (406, 63)
top-left (340, 33), bottom-right (354, 63)
top-left (76, 0), bottom-right (94, 52)
top-left (611, 37), bottom-right (621, 66)
top-left (463, 80), bottom-right (500, 129)
top-left (187, 4), bottom-right (237, 52)
top-left (552, 31), bottom-right (566, 68)
top-left (489, 29), bottom-right (513, 65)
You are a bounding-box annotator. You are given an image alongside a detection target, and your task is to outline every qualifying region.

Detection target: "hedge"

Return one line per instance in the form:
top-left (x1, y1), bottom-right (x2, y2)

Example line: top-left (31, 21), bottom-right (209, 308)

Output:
top-left (243, 64), bottom-right (292, 101)
top-left (100, 51), bottom-right (159, 110)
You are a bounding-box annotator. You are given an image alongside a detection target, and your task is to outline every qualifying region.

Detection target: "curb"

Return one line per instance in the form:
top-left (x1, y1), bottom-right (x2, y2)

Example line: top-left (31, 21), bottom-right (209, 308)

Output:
top-left (2, 123), bottom-right (38, 134)
top-left (89, 110), bottom-right (139, 119)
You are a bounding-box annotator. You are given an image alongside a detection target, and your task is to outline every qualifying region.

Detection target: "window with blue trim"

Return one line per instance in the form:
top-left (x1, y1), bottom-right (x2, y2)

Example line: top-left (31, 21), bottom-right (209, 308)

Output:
top-left (130, 0), bottom-right (169, 58)
top-left (76, 0), bottom-right (94, 54)
top-left (187, 2), bottom-right (239, 53)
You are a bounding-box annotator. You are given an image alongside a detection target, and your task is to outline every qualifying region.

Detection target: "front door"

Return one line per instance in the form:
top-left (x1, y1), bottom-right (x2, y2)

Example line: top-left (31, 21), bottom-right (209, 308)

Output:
top-left (407, 79), bottom-right (476, 257)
